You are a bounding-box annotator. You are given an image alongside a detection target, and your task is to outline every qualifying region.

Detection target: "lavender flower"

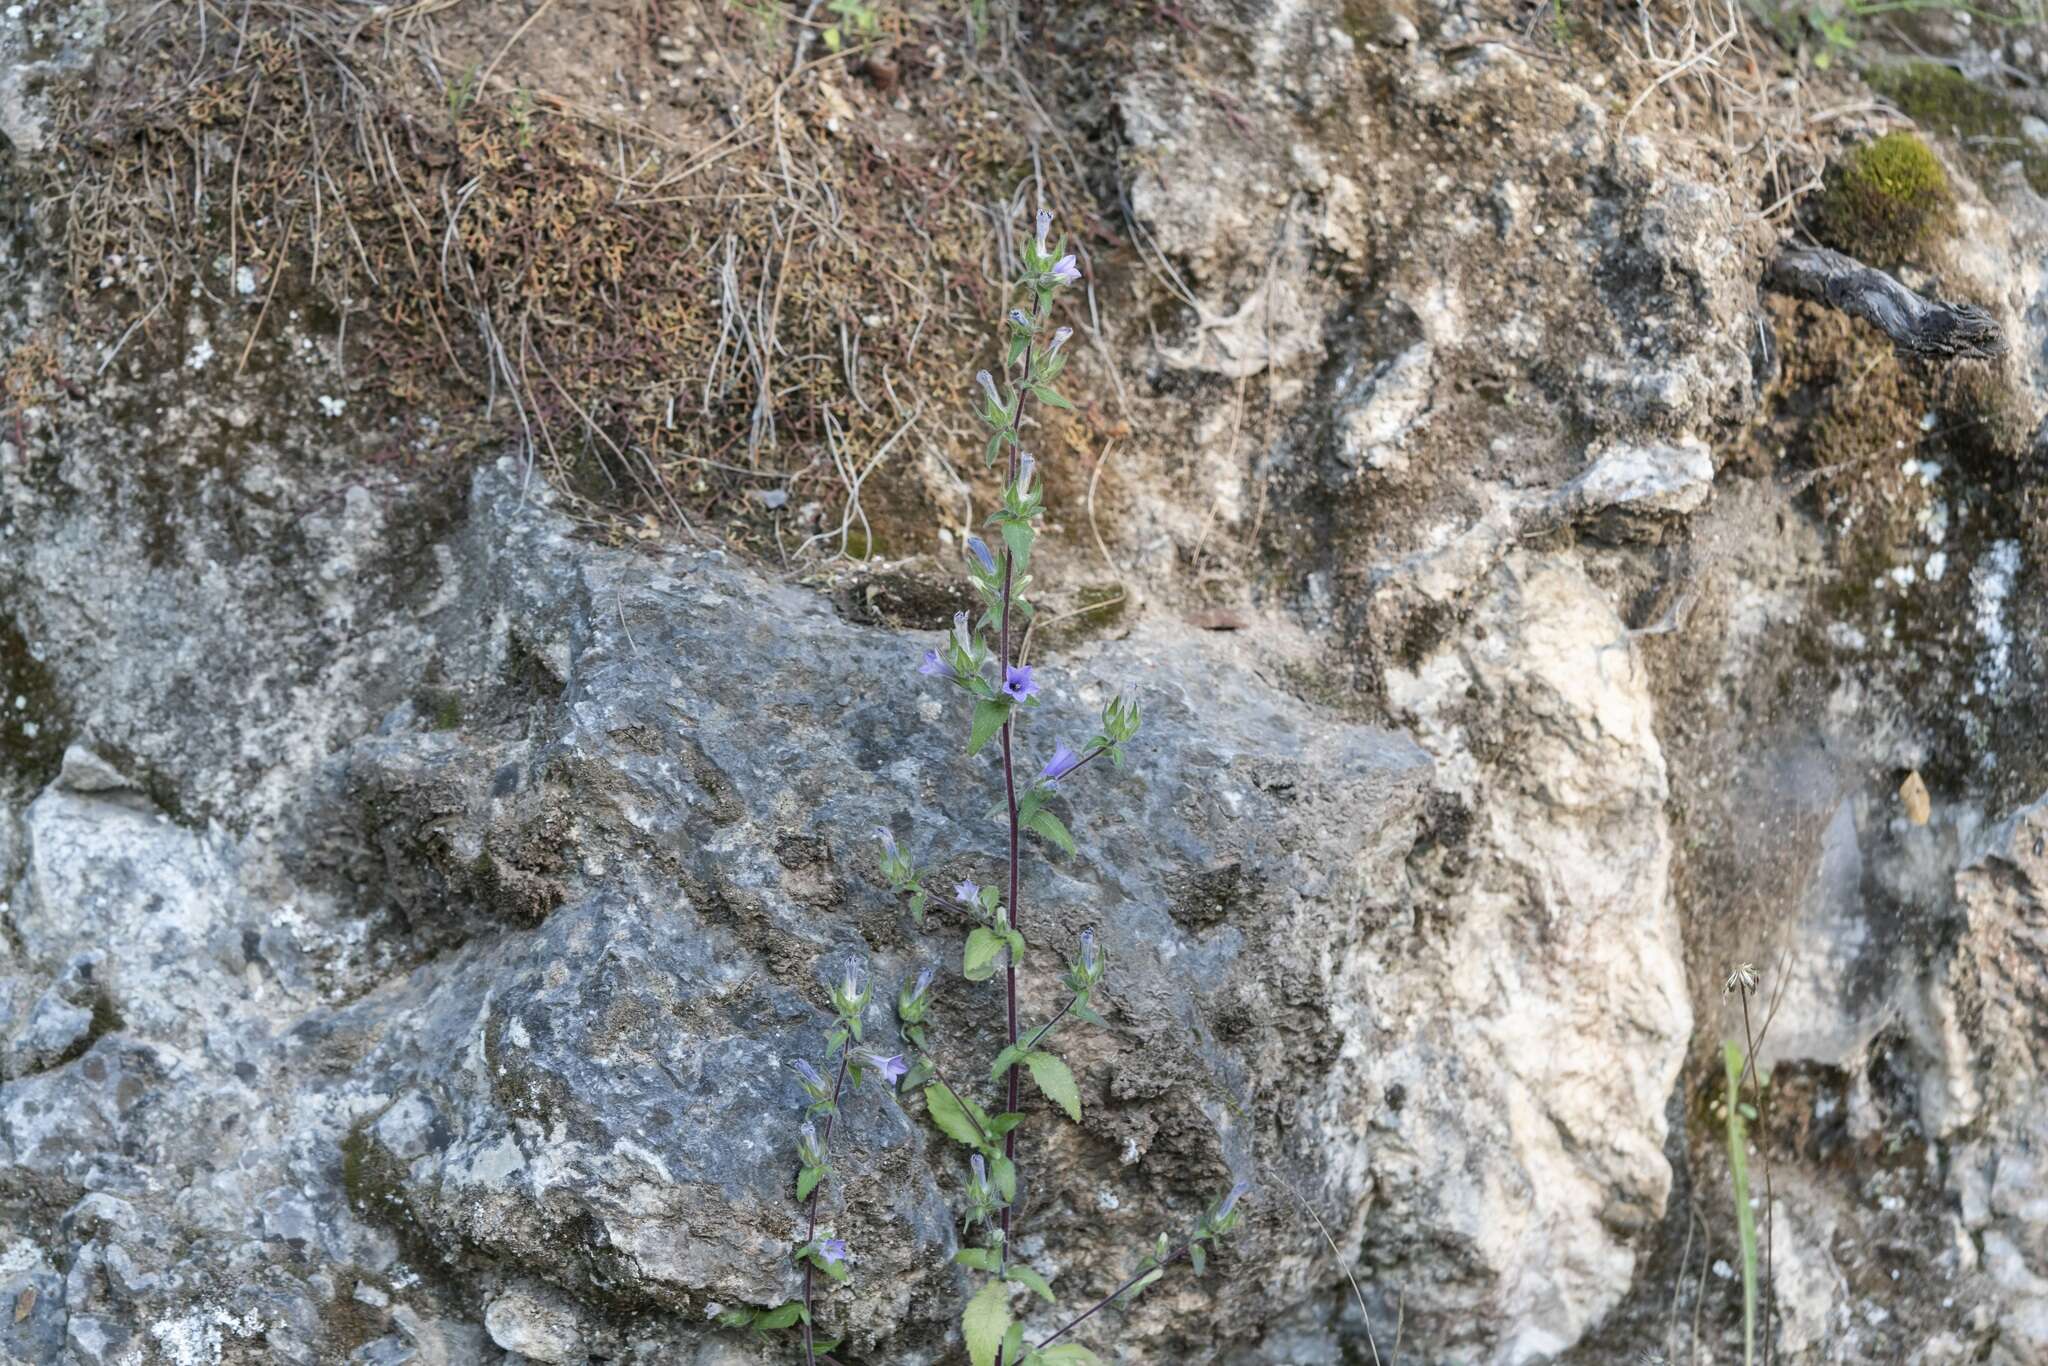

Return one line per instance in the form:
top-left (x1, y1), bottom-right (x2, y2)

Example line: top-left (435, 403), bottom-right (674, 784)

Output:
top-left (819, 1238), bottom-right (848, 1264)
top-left (899, 964), bottom-right (936, 1025)
top-left (792, 1059), bottom-right (826, 1091)
top-left (1007, 308), bottom-right (1032, 330)
top-left (968, 537), bottom-right (997, 574)
top-left (955, 879), bottom-right (980, 905)
top-left (1049, 255), bottom-right (1081, 286)
top-left (1016, 452), bottom-right (1036, 499)
top-left (971, 1152), bottom-right (988, 1188)
top-left (797, 1120), bottom-right (824, 1165)
top-left (1001, 665), bottom-right (1038, 702)
top-left (1045, 326), bottom-right (1073, 358)
top-left (1035, 209), bottom-right (1053, 257)
top-left (1217, 1180), bottom-right (1251, 1221)
top-left (864, 1052), bottom-right (910, 1086)
top-left (1079, 928), bottom-right (1097, 973)
top-left (1041, 742), bottom-right (1080, 783)
top-left (976, 370), bottom-right (1003, 411)
top-left (875, 827), bottom-right (898, 860)
top-left (918, 648), bottom-right (953, 678)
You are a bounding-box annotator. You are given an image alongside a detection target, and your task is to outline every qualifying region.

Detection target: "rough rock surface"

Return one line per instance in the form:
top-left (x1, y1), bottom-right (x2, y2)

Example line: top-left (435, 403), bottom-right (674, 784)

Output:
top-left (0, 461), bottom-right (1456, 1363)
top-left (5, 0), bottom-right (2048, 1362)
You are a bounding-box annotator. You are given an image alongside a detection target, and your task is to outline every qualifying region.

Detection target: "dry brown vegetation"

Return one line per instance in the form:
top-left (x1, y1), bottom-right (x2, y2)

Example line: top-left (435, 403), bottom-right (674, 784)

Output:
top-left (41, 0), bottom-right (1126, 553)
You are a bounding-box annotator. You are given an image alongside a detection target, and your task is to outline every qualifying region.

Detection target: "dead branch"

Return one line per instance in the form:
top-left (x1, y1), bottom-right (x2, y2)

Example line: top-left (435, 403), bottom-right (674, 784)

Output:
top-left (1765, 245), bottom-right (2006, 361)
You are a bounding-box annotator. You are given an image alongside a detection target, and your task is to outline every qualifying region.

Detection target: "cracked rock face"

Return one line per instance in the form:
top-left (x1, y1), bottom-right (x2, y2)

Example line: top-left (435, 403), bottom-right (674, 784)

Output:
top-left (10, 459), bottom-right (1665, 1364)
top-left (6, 0), bottom-right (2048, 1360)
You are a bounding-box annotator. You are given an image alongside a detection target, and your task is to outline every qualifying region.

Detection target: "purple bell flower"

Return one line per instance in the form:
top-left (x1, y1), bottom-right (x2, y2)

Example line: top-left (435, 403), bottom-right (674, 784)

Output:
top-left (1079, 928), bottom-right (1097, 973)
top-left (1217, 1180), bottom-right (1251, 1221)
top-left (1017, 451), bottom-right (1036, 495)
top-left (864, 1052), bottom-right (910, 1086)
top-left (792, 1059), bottom-right (826, 1090)
top-left (1049, 255), bottom-right (1081, 285)
top-left (976, 370), bottom-right (1003, 410)
top-left (955, 879), bottom-right (980, 906)
top-left (1001, 665), bottom-right (1038, 703)
top-left (1008, 308), bottom-right (1032, 329)
top-left (875, 827), bottom-right (898, 859)
top-left (1041, 743), bottom-right (1080, 783)
top-left (918, 647), bottom-right (953, 678)
top-left (1035, 209), bottom-right (1053, 257)
top-left (968, 537), bottom-right (997, 574)
top-left (913, 965), bottom-right (934, 999)
top-left (819, 1238), bottom-right (848, 1264)
top-left (971, 1153), bottom-right (988, 1187)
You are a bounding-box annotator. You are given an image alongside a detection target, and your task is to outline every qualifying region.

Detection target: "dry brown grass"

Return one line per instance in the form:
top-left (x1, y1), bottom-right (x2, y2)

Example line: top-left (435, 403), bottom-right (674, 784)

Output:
top-left (41, 0), bottom-right (1096, 552)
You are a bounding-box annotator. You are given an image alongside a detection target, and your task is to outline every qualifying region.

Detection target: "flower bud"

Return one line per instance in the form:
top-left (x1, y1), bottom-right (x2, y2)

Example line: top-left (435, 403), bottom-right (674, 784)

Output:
top-left (1045, 326), bottom-right (1073, 358)
top-left (1035, 209), bottom-right (1053, 257)
top-left (976, 370), bottom-right (1002, 410)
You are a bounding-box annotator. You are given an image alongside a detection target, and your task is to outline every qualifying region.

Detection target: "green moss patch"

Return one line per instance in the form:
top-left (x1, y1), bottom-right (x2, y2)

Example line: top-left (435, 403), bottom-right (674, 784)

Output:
top-left (1863, 61), bottom-right (2048, 197)
top-left (1813, 130), bottom-right (1955, 264)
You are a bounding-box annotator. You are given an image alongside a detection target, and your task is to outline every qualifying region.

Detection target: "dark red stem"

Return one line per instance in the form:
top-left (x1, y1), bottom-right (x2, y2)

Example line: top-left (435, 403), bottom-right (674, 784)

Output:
top-left (800, 1051), bottom-right (852, 1366)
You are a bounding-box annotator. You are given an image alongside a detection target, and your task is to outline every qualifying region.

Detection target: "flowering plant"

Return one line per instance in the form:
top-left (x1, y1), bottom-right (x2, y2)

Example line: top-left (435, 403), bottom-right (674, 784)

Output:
top-left (887, 212), bottom-right (1248, 1361)
top-left (728, 211), bottom-right (1248, 1363)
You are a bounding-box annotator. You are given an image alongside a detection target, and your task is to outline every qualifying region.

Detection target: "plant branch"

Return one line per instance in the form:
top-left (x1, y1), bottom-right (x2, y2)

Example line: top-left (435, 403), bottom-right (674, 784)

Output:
top-left (800, 1049), bottom-right (852, 1366)
top-left (1019, 993), bottom-right (1078, 1055)
top-left (1738, 986), bottom-right (1776, 1366)
top-left (1034, 1242), bottom-right (1194, 1352)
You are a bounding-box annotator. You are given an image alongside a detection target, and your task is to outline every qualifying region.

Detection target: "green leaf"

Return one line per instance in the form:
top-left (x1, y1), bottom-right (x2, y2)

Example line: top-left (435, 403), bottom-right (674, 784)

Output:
top-left (968, 699), bottom-right (1011, 757)
top-left (925, 1084), bottom-right (988, 1148)
top-left (909, 890), bottom-right (927, 926)
top-left (963, 1280), bottom-right (1011, 1366)
top-left (1071, 998), bottom-right (1107, 1027)
top-left (988, 1111), bottom-right (1025, 1136)
top-left (989, 1043), bottom-right (1028, 1082)
top-left (1003, 1321), bottom-right (1027, 1364)
top-left (756, 1302), bottom-right (803, 1331)
top-left (1117, 1267), bottom-right (1163, 1305)
top-left (964, 927), bottom-right (1005, 982)
top-left (816, 1252), bottom-right (850, 1282)
top-left (1189, 1241), bottom-right (1206, 1275)
top-left (1023, 807), bottom-right (1075, 856)
top-left (717, 1307), bottom-right (755, 1328)
top-left (1032, 384), bottom-right (1075, 410)
top-left (826, 1028), bottom-right (847, 1055)
top-left (991, 1153), bottom-right (1017, 1202)
top-left (955, 1247), bottom-right (1001, 1272)
top-left (1005, 1263), bottom-right (1056, 1303)
top-left (1037, 1347), bottom-right (1104, 1365)
top-left (1000, 519), bottom-right (1033, 578)
top-left (796, 1166), bottom-right (826, 1201)
top-left (1026, 1051), bottom-right (1081, 1122)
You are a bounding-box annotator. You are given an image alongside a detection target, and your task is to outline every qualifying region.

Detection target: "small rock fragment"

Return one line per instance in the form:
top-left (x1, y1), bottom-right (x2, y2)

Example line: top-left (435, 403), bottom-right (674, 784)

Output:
top-left (1900, 770), bottom-right (1932, 826)
top-left (483, 1288), bottom-right (583, 1364)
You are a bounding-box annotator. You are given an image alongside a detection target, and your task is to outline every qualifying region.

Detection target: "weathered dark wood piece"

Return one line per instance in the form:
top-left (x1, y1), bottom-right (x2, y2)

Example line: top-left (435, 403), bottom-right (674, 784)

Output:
top-left (1766, 245), bottom-right (2006, 361)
